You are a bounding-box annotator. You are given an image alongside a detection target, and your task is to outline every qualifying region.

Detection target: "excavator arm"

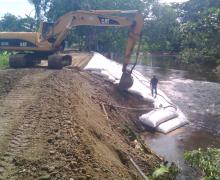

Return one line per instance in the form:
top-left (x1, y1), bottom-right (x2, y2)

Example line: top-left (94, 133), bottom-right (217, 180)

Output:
top-left (44, 10), bottom-right (144, 72)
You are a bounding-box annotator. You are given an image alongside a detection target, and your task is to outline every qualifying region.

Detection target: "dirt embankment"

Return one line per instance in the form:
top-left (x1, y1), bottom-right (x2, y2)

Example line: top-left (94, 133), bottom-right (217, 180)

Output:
top-left (0, 67), bottom-right (161, 180)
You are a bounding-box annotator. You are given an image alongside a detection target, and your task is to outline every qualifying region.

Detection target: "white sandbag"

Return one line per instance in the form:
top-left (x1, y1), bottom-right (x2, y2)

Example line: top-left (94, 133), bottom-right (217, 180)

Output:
top-left (84, 53), bottom-right (122, 79)
top-left (139, 108), bottom-right (178, 128)
top-left (101, 70), bottom-right (117, 82)
top-left (90, 70), bottom-right (109, 79)
top-left (153, 95), bottom-right (172, 108)
top-left (128, 89), bottom-right (154, 102)
top-left (128, 76), bottom-right (154, 102)
top-left (156, 116), bottom-right (189, 133)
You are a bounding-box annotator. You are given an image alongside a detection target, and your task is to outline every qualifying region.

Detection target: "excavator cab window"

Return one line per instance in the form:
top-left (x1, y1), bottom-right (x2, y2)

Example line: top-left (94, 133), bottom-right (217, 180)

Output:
top-left (40, 22), bottom-right (55, 42)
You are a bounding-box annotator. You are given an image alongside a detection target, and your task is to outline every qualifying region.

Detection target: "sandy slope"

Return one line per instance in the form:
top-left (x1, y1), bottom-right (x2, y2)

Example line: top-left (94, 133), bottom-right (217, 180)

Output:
top-left (0, 56), bottom-right (161, 180)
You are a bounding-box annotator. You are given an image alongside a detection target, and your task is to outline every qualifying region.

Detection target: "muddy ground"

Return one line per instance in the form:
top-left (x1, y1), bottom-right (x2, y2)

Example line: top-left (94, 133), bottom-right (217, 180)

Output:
top-left (0, 63), bottom-right (161, 179)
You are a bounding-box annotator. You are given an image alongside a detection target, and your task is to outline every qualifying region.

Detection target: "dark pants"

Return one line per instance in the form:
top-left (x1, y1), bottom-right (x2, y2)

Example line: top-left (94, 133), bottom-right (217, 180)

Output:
top-left (151, 86), bottom-right (157, 97)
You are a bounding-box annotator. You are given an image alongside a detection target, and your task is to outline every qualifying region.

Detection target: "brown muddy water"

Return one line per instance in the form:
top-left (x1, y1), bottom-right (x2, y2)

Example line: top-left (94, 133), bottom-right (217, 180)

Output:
top-left (135, 55), bottom-right (220, 179)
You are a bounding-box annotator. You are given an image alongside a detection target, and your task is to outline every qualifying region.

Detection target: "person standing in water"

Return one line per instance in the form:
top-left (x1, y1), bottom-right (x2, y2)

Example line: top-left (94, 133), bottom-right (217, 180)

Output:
top-left (150, 75), bottom-right (158, 98)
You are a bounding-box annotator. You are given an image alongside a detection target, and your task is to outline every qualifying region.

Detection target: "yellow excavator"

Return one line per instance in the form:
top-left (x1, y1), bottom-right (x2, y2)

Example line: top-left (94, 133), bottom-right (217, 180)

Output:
top-left (0, 10), bottom-right (144, 89)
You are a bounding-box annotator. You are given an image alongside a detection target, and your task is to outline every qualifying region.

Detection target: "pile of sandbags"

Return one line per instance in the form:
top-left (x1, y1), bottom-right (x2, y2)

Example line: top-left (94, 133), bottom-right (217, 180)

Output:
top-left (139, 107), bottom-right (188, 133)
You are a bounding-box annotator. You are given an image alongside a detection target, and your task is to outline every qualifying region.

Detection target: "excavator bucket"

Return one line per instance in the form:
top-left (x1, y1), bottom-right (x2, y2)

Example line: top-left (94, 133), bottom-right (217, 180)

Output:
top-left (118, 71), bottom-right (134, 90)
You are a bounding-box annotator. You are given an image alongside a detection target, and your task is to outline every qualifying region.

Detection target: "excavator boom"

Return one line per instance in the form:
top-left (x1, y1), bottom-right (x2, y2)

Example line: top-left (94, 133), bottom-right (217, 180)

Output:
top-left (45, 10), bottom-right (143, 52)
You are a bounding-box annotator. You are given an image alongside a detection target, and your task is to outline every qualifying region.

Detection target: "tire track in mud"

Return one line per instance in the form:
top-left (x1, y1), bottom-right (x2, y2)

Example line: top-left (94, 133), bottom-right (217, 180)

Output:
top-left (0, 69), bottom-right (53, 179)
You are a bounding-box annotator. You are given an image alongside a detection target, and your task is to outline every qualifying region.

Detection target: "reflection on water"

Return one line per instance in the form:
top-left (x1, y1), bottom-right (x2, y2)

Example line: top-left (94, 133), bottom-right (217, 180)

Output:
top-left (137, 53), bottom-right (220, 82)
top-left (135, 54), bottom-right (220, 179)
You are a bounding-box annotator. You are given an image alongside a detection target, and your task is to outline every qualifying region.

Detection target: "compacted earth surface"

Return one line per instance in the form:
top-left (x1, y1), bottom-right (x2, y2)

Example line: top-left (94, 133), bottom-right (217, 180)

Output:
top-left (0, 59), bottom-right (161, 180)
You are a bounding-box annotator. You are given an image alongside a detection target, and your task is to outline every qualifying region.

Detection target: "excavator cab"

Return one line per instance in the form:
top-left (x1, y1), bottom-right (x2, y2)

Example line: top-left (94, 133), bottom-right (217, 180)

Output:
top-left (39, 22), bottom-right (55, 42)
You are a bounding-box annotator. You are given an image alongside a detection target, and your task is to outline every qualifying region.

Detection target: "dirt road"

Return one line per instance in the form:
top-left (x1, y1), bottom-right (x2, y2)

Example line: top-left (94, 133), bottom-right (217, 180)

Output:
top-left (0, 66), bottom-right (160, 179)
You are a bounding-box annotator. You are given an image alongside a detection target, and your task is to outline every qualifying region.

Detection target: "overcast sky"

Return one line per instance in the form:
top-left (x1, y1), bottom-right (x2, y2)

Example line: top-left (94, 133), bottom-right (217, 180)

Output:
top-left (0, 0), bottom-right (189, 18)
top-left (160, 0), bottom-right (188, 3)
top-left (0, 0), bottom-right (34, 18)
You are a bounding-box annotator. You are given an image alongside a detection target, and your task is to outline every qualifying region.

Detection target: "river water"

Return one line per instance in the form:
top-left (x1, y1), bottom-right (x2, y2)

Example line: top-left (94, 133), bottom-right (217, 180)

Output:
top-left (135, 54), bottom-right (220, 179)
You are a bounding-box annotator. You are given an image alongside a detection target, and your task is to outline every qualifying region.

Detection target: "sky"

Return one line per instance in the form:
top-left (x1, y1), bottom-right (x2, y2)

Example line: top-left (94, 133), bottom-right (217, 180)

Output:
top-left (0, 0), bottom-right (34, 18)
top-left (0, 0), bottom-right (189, 18)
top-left (160, 0), bottom-right (189, 3)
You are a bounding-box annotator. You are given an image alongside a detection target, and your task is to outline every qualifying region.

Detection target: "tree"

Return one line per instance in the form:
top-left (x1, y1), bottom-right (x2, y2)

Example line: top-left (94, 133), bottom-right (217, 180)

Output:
top-left (0, 13), bottom-right (35, 32)
top-left (27, 0), bottom-right (50, 25)
top-left (143, 2), bottom-right (182, 52)
top-left (178, 0), bottom-right (220, 64)
top-left (0, 14), bottom-right (19, 31)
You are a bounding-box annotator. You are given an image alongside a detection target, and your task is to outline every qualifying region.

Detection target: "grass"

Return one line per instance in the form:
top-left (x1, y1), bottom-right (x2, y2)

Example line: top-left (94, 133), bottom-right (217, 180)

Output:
top-left (0, 52), bottom-right (9, 69)
top-left (184, 148), bottom-right (220, 180)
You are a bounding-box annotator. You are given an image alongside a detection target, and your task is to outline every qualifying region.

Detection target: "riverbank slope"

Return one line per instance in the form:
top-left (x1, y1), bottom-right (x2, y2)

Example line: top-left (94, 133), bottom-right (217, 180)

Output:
top-left (0, 64), bottom-right (161, 179)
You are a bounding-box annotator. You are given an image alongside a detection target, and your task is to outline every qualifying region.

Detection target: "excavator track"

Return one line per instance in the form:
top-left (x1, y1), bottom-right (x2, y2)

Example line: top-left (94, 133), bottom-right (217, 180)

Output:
top-left (9, 54), bottom-right (28, 68)
top-left (48, 54), bottom-right (72, 69)
top-left (9, 54), bottom-right (40, 68)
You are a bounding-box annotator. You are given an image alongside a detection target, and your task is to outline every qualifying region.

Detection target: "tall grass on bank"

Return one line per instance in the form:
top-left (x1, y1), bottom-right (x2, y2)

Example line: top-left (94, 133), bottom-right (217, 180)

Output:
top-left (0, 51), bottom-right (9, 69)
top-left (184, 148), bottom-right (220, 180)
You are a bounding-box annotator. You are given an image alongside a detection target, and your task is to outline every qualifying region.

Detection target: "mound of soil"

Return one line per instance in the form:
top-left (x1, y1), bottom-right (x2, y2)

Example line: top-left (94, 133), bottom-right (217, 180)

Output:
top-left (0, 69), bottom-right (28, 96)
top-left (0, 66), bottom-right (161, 180)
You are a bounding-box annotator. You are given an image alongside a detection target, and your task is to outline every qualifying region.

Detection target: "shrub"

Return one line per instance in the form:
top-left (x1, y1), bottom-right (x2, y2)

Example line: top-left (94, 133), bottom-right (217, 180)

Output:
top-left (184, 148), bottom-right (220, 180)
top-left (0, 51), bottom-right (9, 68)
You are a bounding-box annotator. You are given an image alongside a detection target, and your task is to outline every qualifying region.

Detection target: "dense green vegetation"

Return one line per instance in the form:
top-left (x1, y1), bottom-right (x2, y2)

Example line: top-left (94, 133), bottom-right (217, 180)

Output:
top-left (178, 0), bottom-right (220, 65)
top-left (148, 164), bottom-right (179, 180)
top-left (0, 51), bottom-right (9, 69)
top-left (0, 0), bottom-right (220, 66)
top-left (143, 2), bottom-right (182, 53)
top-left (0, 13), bottom-right (35, 32)
top-left (184, 148), bottom-right (220, 180)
